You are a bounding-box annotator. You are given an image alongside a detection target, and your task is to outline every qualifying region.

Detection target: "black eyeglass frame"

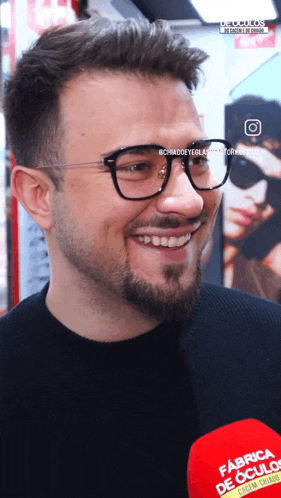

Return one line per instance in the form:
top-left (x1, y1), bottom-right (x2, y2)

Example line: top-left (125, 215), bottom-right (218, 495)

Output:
top-left (102, 139), bottom-right (233, 201)
top-left (35, 138), bottom-right (233, 201)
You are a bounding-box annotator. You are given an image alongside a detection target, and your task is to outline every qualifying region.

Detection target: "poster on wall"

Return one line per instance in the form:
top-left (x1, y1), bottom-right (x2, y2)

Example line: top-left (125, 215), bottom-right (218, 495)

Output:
top-left (223, 52), bottom-right (281, 304)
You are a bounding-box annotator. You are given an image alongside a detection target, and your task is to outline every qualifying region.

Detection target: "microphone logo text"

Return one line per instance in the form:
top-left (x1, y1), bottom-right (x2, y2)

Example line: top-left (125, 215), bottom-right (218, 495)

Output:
top-left (216, 449), bottom-right (281, 496)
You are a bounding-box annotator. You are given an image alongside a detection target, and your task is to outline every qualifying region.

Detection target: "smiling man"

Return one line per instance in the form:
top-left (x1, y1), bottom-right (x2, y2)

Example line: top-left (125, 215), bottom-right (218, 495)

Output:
top-left (42, 73), bottom-right (212, 338)
top-left (1, 17), bottom-right (281, 498)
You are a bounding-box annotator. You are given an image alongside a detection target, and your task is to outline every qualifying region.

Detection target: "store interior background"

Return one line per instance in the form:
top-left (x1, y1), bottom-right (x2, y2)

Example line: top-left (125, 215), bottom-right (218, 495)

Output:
top-left (0, 0), bottom-right (281, 315)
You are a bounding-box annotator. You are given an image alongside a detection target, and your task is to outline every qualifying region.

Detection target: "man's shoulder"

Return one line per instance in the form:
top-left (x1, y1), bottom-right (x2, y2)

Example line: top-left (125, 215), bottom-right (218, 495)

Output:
top-left (0, 285), bottom-right (48, 348)
top-left (0, 288), bottom-right (43, 323)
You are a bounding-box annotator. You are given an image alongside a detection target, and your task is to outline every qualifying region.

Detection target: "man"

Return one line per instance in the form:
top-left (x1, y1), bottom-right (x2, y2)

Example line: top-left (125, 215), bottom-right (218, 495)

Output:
top-left (1, 18), bottom-right (281, 498)
top-left (224, 96), bottom-right (281, 302)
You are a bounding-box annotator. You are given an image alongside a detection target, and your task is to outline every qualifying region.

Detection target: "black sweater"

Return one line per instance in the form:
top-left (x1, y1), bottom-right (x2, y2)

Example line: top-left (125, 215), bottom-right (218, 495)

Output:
top-left (0, 282), bottom-right (281, 497)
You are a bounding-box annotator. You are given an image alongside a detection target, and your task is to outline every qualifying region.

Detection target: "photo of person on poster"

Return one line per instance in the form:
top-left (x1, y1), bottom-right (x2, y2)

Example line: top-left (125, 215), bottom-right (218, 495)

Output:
top-left (224, 96), bottom-right (281, 303)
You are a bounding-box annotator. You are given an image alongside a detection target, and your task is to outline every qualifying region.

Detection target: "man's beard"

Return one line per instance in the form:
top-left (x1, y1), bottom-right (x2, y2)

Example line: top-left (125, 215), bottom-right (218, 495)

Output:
top-left (57, 235), bottom-right (202, 323)
top-left (120, 258), bottom-right (202, 322)
top-left (52, 197), bottom-right (203, 323)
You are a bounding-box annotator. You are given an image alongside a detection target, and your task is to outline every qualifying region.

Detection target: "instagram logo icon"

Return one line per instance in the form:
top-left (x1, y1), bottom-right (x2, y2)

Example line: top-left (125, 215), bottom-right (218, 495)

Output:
top-left (244, 119), bottom-right (262, 136)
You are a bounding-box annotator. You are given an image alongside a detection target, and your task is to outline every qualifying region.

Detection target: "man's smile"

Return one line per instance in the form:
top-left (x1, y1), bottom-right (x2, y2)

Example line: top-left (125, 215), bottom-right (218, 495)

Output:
top-left (135, 233), bottom-right (191, 248)
top-left (129, 223), bottom-right (201, 247)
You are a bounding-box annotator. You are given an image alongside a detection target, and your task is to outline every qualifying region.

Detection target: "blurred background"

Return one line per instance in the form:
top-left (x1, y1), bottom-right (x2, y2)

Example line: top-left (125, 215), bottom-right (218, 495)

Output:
top-left (1, 0), bottom-right (281, 315)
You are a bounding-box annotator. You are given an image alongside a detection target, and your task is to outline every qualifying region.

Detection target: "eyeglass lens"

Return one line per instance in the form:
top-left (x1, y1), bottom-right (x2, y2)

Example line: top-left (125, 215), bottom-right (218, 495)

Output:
top-left (114, 147), bottom-right (166, 199)
top-left (114, 141), bottom-right (229, 199)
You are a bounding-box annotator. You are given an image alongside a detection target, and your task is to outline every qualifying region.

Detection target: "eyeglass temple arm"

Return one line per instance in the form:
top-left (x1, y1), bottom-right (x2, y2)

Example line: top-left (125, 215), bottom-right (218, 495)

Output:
top-left (35, 160), bottom-right (105, 169)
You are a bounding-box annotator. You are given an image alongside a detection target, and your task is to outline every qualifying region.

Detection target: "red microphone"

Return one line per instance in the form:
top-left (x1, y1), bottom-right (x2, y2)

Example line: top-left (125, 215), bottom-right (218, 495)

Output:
top-left (188, 419), bottom-right (281, 497)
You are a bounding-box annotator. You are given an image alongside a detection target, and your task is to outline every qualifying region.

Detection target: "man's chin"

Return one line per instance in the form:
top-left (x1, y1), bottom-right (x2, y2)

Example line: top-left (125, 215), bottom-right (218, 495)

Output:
top-left (121, 263), bottom-right (203, 322)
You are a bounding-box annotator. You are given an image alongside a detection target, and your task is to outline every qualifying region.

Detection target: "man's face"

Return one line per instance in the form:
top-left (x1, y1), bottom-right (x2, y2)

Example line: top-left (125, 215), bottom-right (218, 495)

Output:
top-left (49, 73), bottom-right (221, 321)
top-left (224, 143), bottom-right (281, 241)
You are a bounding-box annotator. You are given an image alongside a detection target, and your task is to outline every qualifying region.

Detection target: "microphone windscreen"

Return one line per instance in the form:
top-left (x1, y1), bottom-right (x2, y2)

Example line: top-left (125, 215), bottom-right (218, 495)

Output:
top-left (187, 419), bottom-right (281, 497)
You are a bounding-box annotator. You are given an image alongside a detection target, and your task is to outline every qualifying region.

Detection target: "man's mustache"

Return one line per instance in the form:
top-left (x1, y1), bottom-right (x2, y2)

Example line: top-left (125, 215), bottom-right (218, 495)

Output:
top-left (125, 212), bottom-right (208, 236)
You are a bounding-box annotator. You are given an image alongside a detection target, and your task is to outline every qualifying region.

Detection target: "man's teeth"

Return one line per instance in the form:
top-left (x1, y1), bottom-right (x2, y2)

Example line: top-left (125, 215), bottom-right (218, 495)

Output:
top-left (136, 233), bottom-right (191, 248)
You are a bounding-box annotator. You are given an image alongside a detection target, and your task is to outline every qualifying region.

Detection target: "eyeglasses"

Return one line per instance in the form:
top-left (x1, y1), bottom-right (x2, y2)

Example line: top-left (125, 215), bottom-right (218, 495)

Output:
top-left (36, 139), bottom-right (232, 201)
top-left (230, 155), bottom-right (281, 208)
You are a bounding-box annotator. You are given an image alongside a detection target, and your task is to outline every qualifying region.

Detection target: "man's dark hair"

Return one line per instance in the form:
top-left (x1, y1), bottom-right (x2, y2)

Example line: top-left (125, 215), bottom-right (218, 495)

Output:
top-left (3, 17), bottom-right (208, 190)
top-left (225, 95), bottom-right (281, 156)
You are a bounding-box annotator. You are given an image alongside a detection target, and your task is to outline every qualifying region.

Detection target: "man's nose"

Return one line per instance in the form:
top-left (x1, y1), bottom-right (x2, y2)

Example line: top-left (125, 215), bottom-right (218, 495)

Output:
top-left (155, 160), bottom-right (205, 217)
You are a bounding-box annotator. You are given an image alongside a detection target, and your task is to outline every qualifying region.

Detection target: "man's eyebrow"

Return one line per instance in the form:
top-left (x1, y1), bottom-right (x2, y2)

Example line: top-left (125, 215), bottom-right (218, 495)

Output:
top-left (99, 138), bottom-right (209, 158)
top-left (100, 149), bottom-right (119, 158)
top-left (99, 144), bottom-right (163, 158)
top-left (188, 137), bottom-right (210, 146)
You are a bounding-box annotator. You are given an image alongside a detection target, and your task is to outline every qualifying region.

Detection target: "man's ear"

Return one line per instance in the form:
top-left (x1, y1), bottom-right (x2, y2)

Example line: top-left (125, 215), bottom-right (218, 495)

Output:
top-left (11, 166), bottom-right (54, 230)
